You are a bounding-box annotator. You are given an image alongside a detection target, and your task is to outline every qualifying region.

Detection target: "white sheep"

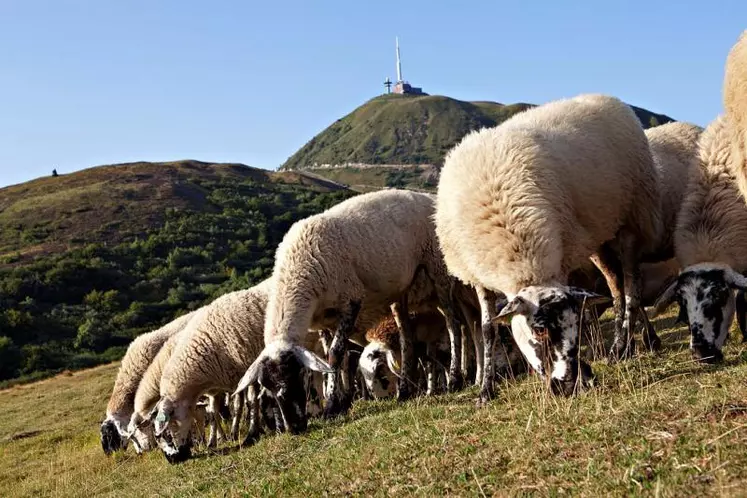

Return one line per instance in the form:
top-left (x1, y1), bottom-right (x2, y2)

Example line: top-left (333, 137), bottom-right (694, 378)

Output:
top-left (724, 30), bottom-right (747, 201)
top-left (435, 94), bottom-right (661, 402)
top-left (359, 312), bottom-right (449, 398)
top-left (99, 310), bottom-right (196, 455)
top-left (152, 278), bottom-right (276, 463)
top-left (654, 115), bottom-right (747, 362)
top-left (126, 327), bottom-right (231, 452)
top-left (235, 189), bottom-right (465, 434)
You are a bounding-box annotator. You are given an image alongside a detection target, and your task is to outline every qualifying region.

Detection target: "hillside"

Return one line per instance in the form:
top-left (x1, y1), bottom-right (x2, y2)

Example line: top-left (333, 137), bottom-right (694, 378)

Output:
top-left (0, 160), bottom-right (346, 263)
top-left (0, 161), bottom-right (355, 384)
top-left (280, 94), bottom-right (675, 171)
top-left (2, 312), bottom-right (747, 496)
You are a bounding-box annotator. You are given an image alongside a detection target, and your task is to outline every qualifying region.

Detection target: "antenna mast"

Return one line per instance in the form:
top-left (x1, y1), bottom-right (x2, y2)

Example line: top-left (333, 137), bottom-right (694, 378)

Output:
top-left (396, 36), bottom-right (403, 82)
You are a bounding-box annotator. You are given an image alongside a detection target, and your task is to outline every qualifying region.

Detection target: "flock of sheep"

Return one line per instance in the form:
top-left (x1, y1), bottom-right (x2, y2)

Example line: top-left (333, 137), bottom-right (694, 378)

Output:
top-left (99, 31), bottom-right (747, 465)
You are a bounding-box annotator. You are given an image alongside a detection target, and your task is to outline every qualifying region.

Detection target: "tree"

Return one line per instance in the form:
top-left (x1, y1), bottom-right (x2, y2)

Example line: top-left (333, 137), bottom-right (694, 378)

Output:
top-left (52, 169), bottom-right (59, 177)
top-left (649, 116), bottom-right (660, 128)
top-left (0, 336), bottom-right (21, 380)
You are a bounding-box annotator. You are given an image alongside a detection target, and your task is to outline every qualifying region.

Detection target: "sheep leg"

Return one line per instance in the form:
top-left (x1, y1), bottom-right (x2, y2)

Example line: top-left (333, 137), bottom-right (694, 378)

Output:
top-left (391, 296), bottom-right (418, 401)
top-left (639, 306), bottom-right (662, 352)
top-left (436, 285), bottom-right (464, 393)
top-left (324, 300), bottom-right (361, 419)
top-left (459, 303), bottom-right (477, 384)
top-left (424, 342), bottom-right (439, 396)
top-left (736, 290), bottom-right (747, 342)
top-left (472, 317), bottom-right (484, 387)
top-left (230, 391), bottom-right (244, 442)
top-left (590, 245), bottom-right (628, 361)
top-left (241, 385), bottom-right (261, 447)
top-left (618, 233), bottom-right (642, 360)
top-left (206, 396), bottom-right (219, 448)
top-left (475, 285), bottom-right (498, 405)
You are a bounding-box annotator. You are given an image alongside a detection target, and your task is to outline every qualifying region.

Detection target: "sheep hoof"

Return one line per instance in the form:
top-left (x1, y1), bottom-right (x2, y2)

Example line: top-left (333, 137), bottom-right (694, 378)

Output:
top-left (447, 373), bottom-right (464, 393)
top-left (608, 339), bottom-right (636, 362)
top-left (642, 333), bottom-right (662, 352)
top-left (396, 388), bottom-right (415, 402)
top-left (475, 395), bottom-right (491, 408)
top-left (241, 431), bottom-right (260, 447)
top-left (323, 395), bottom-right (350, 419)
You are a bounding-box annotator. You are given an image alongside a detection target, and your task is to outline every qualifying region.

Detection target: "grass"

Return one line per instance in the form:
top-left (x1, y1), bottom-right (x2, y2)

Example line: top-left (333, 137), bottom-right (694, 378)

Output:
top-left (0, 160), bottom-right (346, 262)
top-left (2, 312), bottom-right (747, 497)
top-left (280, 94), bottom-right (675, 170)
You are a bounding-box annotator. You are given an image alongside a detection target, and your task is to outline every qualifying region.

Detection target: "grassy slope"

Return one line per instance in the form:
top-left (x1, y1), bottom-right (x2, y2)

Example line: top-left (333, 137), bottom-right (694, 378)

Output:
top-left (280, 94), bottom-right (674, 170)
top-left (0, 160), bottom-right (344, 263)
top-left (3, 312), bottom-right (747, 497)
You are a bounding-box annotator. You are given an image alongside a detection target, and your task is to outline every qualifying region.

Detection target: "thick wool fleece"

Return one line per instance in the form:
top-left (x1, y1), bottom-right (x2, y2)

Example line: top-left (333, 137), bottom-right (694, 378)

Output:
top-left (159, 278), bottom-right (274, 403)
top-left (106, 311), bottom-right (196, 419)
top-left (264, 189), bottom-right (451, 345)
top-left (435, 93), bottom-right (661, 295)
top-left (675, 116), bottom-right (747, 270)
top-left (645, 121), bottom-right (703, 258)
top-left (724, 31), bottom-right (747, 205)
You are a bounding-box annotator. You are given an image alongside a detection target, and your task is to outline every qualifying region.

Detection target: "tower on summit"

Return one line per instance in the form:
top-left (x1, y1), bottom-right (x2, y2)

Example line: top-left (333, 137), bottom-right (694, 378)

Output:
top-left (390, 37), bottom-right (425, 95)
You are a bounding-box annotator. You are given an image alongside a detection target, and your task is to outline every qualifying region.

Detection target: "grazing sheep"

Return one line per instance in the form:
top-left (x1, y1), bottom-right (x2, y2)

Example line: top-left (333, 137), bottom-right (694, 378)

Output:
top-left (435, 94), bottom-right (661, 402)
top-left (236, 189), bottom-right (464, 435)
top-left (126, 330), bottom-right (183, 453)
top-left (154, 279), bottom-right (276, 463)
top-left (724, 30), bottom-right (747, 201)
top-left (360, 310), bottom-right (526, 399)
top-left (99, 310), bottom-right (196, 455)
top-left (359, 312), bottom-right (449, 398)
top-left (127, 327), bottom-right (233, 453)
top-left (654, 116), bottom-right (747, 362)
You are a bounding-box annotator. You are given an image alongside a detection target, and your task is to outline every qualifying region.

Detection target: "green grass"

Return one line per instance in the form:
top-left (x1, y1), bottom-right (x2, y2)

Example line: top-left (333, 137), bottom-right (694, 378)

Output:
top-left (2, 312), bottom-right (747, 497)
top-left (302, 165), bottom-right (438, 193)
top-left (280, 94), bottom-right (674, 170)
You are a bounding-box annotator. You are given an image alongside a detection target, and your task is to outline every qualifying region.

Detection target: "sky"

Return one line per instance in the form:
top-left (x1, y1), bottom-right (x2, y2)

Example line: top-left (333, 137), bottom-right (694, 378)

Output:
top-left (0, 1), bottom-right (745, 188)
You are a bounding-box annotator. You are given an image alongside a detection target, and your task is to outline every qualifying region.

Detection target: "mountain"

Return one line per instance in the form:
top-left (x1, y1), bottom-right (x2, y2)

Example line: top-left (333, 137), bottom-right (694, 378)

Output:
top-left (280, 94), bottom-right (675, 171)
top-left (0, 161), bottom-right (354, 384)
top-left (0, 160), bottom-right (346, 264)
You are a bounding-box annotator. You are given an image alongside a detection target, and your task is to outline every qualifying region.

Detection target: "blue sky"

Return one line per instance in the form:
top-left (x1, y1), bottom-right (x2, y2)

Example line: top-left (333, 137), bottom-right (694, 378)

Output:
top-left (0, 1), bottom-right (745, 188)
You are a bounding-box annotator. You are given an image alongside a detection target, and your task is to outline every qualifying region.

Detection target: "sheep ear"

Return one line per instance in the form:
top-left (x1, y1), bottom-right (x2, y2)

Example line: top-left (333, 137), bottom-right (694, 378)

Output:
top-left (153, 400), bottom-right (171, 438)
top-left (567, 287), bottom-right (610, 307)
top-left (294, 346), bottom-right (335, 374)
top-left (725, 268), bottom-right (747, 291)
top-left (493, 296), bottom-right (529, 324)
top-left (142, 404), bottom-right (160, 427)
top-left (384, 350), bottom-right (404, 379)
top-left (234, 353), bottom-right (265, 396)
top-left (653, 280), bottom-right (679, 315)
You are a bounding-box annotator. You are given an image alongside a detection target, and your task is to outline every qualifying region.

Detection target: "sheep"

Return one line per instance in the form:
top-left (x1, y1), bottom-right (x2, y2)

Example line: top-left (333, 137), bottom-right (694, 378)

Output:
top-left (153, 278), bottom-right (277, 463)
top-left (126, 327), bottom-right (232, 453)
top-left (360, 310), bottom-right (527, 399)
top-left (654, 115), bottom-right (747, 362)
top-left (99, 310), bottom-right (196, 455)
top-left (435, 94), bottom-right (661, 402)
top-left (359, 312), bottom-right (449, 398)
top-left (724, 30), bottom-right (747, 201)
top-left (235, 189), bottom-right (465, 434)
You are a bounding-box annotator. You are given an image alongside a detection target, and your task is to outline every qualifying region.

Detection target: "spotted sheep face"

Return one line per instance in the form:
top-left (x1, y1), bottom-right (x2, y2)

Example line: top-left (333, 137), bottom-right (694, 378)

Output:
top-left (100, 415), bottom-right (128, 455)
top-left (153, 398), bottom-right (195, 464)
top-left (235, 341), bottom-right (335, 435)
top-left (654, 263), bottom-right (746, 364)
top-left (359, 343), bottom-right (398, 399)
top-left (495, 285), bottom-right (608, 396)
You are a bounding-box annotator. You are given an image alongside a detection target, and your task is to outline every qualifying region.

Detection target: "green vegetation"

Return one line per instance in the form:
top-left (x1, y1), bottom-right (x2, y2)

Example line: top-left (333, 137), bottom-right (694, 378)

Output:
top-left (2, 313), bottom-right (747, 496)
top-left (0, 161), bottom-right (355, 384)
top-left (281, 94), bottom-right (674, 170)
